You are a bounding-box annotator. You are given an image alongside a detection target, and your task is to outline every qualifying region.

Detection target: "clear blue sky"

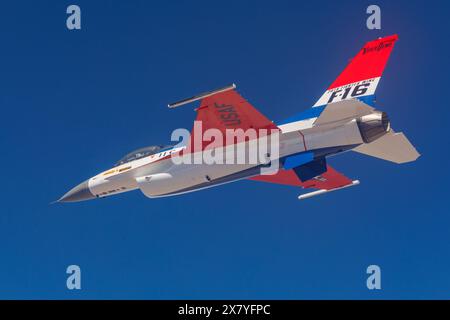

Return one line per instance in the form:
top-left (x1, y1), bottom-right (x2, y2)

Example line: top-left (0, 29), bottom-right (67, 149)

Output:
top-left (1, 0), bottom-right (449, 299)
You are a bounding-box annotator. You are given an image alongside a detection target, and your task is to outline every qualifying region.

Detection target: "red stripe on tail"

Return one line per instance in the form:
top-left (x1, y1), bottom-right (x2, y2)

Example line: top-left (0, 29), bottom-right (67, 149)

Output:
top-left (328, 34), bottom-right (398, 90)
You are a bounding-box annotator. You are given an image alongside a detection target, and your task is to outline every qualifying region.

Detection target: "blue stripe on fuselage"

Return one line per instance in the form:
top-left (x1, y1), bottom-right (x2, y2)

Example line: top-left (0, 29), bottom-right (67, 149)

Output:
top-left (356, 94), bottom-right (376, 107)
top-left (276, 95), bottom-right (376, 126)
top-left (277, 105), bottom-right (325, 126)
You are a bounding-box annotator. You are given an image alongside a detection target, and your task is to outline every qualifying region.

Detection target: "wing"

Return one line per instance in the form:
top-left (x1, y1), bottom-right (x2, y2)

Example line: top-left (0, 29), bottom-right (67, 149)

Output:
top-left (183, 86), bottom-right (279, 152)
top-left (249, 165), bottom-right (359, 200)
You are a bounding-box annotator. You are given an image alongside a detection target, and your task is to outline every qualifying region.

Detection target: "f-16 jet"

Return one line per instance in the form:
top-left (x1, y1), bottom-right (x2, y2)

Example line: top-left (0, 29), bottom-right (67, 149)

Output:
top-left (58, 34), bottom-right (419, 202)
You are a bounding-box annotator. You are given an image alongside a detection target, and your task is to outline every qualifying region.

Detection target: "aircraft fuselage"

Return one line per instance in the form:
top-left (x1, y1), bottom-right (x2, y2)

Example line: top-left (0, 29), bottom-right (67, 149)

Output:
top-left (59, 116), bottom-right (368, 202)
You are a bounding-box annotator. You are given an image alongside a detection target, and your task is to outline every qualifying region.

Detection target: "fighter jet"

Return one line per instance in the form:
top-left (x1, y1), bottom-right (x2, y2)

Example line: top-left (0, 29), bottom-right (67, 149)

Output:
top-left (58, 34), bottom-right (419, 203)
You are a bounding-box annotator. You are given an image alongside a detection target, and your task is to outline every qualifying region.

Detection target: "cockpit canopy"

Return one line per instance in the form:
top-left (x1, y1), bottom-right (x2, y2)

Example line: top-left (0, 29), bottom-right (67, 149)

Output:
top-left (114, 145), bottom-right (173, 167)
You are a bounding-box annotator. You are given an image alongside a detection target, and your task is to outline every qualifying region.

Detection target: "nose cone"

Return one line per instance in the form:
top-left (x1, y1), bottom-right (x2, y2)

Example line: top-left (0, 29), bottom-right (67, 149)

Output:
top-left (59, 180), bottom-right (95, 203)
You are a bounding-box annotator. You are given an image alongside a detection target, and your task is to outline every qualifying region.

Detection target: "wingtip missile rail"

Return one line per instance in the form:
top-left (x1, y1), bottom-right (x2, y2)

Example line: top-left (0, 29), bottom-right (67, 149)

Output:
top-left (168, 84), bottom-right (236, 109)
top-left (298, 180), bottom-right (360, 200)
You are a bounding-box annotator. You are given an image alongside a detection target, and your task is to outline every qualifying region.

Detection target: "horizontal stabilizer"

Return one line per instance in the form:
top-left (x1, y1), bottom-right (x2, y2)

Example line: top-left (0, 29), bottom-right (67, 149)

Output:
top-left (314, 99), bottom-right (374, 126)
top-left (352, 131), bottom-right (420, 164)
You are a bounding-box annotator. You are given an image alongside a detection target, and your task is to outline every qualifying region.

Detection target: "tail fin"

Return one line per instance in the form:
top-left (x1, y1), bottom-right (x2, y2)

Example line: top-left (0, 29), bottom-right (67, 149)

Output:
top-left (352, 130), bottom-right (420, 164)
top-left (313, 35), bottom-right (398, 107)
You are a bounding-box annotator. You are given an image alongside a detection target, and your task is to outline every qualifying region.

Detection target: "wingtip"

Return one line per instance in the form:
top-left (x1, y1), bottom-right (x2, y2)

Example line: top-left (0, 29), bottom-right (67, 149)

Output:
top-left (167, 83), bottom-right (237, 109)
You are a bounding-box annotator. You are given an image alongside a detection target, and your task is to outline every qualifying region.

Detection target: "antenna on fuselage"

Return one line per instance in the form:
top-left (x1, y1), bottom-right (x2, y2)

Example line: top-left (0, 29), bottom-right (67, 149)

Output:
top-left (167, 83), bottom-right (236, 109)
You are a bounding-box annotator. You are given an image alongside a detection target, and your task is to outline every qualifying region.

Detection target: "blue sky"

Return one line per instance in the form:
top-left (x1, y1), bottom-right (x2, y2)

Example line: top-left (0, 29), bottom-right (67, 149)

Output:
top-left (1, 0), bottom-right (449, 299)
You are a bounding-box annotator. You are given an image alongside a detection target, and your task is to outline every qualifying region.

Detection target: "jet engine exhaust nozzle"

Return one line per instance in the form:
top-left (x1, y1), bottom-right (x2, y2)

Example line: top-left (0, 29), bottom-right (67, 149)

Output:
top-left (357, 111), bottom-right (391, 143)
